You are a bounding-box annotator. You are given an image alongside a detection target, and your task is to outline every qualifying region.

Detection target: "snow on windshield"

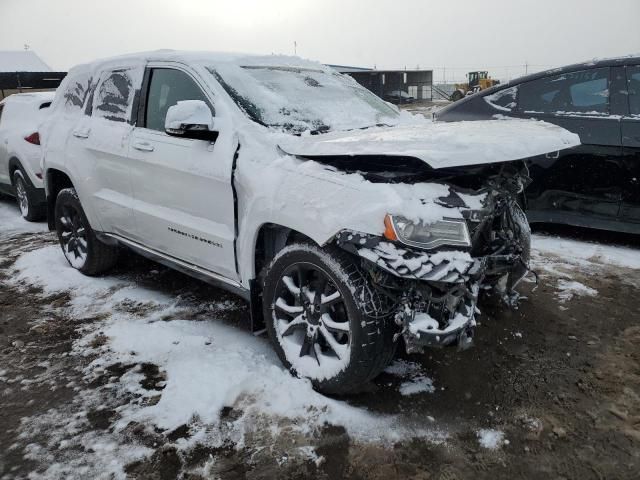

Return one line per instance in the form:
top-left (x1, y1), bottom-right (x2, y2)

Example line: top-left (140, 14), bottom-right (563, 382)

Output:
top-left (208, 65), bottom-right (399, 133)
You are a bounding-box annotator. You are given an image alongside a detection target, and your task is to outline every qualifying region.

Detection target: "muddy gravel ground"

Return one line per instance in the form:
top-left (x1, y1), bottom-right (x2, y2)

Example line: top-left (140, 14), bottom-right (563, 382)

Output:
top-left (1, 200), bottom-right (639, 479)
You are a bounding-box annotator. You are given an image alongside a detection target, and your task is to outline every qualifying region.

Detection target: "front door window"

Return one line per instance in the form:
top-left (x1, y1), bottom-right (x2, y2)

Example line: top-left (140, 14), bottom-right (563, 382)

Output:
top-left (144, 68), bottom-right (211, 132)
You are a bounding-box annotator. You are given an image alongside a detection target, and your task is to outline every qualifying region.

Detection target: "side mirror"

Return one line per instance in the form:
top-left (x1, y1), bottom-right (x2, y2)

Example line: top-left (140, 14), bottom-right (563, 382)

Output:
top-left (165, 100), bottom-right (218, 141)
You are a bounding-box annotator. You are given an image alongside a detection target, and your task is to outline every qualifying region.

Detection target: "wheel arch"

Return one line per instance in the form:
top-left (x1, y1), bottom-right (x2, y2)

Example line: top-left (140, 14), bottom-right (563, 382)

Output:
top-left (44, 168), bottom-right (75, 230)
top-left (8, 157), bottom-right (37, 189)
top-left (8, 157), bottom-right (23, 183)
top-left (247, 222), bottom-right (318, 332)
top-left (252, 223), bottom-right (321, 281)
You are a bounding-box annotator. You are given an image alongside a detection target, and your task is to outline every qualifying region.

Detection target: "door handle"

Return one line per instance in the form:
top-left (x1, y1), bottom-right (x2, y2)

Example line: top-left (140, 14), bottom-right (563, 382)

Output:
top-left (73, 129), bottom-right (90, 139)
top-left (132, 141), bottom-right (154, 152)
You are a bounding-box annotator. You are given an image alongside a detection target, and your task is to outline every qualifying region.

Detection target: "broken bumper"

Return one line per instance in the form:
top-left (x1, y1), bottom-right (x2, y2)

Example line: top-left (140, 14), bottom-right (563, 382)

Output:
top-left (336, 230), bottom-right (480, 283)
top-left (336, 230), bottom-right (528, 352)
top-left (404, 311), bottom-right (476, 349)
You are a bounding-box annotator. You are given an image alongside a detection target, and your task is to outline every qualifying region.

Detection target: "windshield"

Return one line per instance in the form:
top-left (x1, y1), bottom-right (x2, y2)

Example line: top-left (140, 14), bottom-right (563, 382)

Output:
top-left (207, 65), bottom-right (399, 134)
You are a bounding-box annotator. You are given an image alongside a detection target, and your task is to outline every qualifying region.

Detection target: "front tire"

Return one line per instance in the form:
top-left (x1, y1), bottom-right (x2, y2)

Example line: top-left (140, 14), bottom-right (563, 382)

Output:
top-left (263, 243), bottom-right (396, 395)
top-left (450, 89), bottom-right (465, 102)
top-left (54, 188), bottom-right (118, 275)
top-left (13, 169), bottom-right (45, 222)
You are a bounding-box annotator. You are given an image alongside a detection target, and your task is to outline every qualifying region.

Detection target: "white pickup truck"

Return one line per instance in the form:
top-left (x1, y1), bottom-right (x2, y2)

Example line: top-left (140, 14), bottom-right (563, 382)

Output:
top-left (40, 51), bottom-right (579, 394)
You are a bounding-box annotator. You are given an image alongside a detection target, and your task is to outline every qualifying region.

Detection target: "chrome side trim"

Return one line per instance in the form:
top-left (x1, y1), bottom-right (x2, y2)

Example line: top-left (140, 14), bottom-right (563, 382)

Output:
top-left (99, 232), bottom-right (249, 300)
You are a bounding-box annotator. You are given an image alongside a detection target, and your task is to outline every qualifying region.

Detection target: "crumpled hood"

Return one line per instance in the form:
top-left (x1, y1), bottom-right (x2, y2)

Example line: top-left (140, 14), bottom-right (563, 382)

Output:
top-left (278, 119), bottom-right (580, 169)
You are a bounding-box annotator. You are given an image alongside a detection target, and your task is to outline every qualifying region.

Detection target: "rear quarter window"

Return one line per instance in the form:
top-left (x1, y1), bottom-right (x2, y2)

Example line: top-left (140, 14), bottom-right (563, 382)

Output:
top-left (62, 73), bottom-right (93, 113)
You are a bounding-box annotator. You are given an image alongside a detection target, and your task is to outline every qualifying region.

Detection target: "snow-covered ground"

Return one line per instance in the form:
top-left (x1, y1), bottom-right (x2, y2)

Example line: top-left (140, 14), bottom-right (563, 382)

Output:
top-left (7, 242), bottom-right (445, 478)
top-left (0, 199), bottom-right (48, 236)
top-left (532, 234), bottom-right (640, 270)
top-left (1, 199), bottom-right (639, 478)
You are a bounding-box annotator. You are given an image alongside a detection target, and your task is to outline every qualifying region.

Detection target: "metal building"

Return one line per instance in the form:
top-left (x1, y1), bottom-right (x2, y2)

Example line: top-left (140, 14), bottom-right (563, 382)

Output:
top-left (0, 51), bottom-right (66, 100)
top-left (328, 65), bottom-right (434, 103)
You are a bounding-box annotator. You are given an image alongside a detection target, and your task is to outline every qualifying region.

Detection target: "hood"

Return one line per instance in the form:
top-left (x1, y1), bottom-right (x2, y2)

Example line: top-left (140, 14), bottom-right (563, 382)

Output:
top-left (278, 119), bottom-right (580, 169)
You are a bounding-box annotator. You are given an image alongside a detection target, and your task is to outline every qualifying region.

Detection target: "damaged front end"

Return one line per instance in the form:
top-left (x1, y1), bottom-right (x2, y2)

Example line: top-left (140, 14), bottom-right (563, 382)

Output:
top-left (335, 161), bottom-right (532, 353)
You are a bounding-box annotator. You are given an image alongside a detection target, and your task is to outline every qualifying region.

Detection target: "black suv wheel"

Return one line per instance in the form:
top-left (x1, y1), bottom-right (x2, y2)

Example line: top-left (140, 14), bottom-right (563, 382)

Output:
top-left (263, 243), bottom-right (396, 395)
top-left (54, 188), bottom-right (119, 275)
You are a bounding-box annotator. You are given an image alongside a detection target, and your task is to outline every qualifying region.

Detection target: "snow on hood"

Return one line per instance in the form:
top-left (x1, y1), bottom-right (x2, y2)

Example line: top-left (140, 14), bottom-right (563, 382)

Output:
top-left (278, 119), bottom-right (580, 169)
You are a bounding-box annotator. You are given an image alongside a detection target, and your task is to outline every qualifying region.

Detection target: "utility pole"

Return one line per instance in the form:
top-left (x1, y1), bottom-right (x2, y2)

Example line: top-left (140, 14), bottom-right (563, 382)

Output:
top-left (525, 61), bottom-right (528, 75)
top-left (294, 41), bottom-right (297, 56)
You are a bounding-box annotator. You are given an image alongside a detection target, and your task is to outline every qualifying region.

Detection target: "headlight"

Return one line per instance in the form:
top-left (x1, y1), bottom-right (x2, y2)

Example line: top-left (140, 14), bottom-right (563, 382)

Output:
top-left (384, 214), bottom-right (471, 250)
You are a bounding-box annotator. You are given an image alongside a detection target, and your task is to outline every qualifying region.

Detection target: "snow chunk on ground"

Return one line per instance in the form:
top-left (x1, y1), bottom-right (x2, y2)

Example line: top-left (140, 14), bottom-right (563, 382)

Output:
top-left (385, 360), bottom-right (436, 396)
top-left (477, 429), bottom-right (506, 449)
top-left (556, 280), bottom-right (598, 303)
top-left (399, 376), bottom-right (435, 396)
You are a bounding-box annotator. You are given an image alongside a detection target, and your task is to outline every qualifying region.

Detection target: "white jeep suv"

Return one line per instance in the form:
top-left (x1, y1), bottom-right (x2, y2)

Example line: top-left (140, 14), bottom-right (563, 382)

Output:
top-left (40, 51), bottom-right (579, 394)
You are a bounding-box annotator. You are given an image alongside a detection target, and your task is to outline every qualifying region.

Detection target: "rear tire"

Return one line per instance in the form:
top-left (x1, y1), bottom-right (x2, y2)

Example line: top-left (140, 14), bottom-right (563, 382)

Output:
top-left (263, 242), bottom-right (396, 395)
top-left (54, 188), bottom-right (118, 275)
top-left (13, 169), bottom-right (45, 222)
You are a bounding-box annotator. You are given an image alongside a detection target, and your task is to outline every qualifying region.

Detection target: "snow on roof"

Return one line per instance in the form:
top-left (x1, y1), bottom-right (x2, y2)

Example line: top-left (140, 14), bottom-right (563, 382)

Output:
top-left (0, 51), bottom-right (52, 72)
top-left (66, 50), bottom-right (327, 76)
top-left (326, 64), bottom-right (374, 73)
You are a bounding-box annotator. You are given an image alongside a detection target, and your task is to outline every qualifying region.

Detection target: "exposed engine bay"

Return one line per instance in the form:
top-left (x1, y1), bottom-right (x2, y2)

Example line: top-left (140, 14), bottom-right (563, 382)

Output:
top-left (327, 156), bottom-right (533, 353)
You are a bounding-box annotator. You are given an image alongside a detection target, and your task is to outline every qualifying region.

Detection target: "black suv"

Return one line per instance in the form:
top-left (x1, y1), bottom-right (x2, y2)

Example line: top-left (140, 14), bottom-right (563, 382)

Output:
top-left (436, 56), bottom-right (640, 235)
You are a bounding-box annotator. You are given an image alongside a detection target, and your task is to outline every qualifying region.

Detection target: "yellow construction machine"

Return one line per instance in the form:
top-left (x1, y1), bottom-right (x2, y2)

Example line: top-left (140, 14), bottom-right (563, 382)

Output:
top-left (450, 71), bottom-right (500, 101)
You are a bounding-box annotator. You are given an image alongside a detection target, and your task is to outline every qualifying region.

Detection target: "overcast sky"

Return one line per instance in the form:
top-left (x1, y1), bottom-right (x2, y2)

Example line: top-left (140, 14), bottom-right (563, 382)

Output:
top-left (1, 0), bottom-right (639, 82)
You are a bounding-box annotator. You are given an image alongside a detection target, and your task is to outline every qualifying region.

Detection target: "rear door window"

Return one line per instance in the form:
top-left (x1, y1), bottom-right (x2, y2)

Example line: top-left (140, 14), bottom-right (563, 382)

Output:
top-left (143, 68), bottom-right (211, 132)
top-left (627, 65), bottom-right (640, 116)
top-left (93, 68), bottom-right (141, 123)
top-left (519, 67), bottom-right (609, 114)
